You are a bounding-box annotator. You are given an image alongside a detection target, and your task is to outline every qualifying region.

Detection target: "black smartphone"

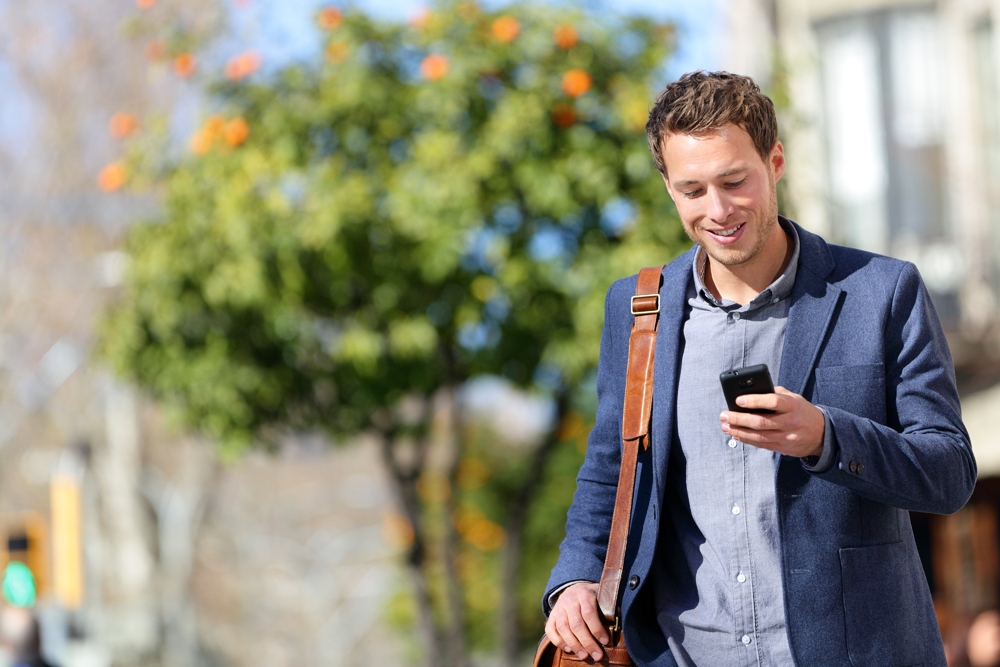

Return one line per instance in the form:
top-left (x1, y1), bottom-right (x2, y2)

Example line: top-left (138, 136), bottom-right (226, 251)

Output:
top-left (720, 364), bottom-right (776, 414)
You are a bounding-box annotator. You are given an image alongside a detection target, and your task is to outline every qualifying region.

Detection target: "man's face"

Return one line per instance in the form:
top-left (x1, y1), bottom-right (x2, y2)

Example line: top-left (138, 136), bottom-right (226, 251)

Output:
top-left (660, 124), bottom-right (785, 269)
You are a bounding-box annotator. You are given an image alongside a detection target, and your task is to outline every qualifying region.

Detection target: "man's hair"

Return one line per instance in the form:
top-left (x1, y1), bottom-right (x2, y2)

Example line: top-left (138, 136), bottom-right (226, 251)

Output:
top-left (645, 71), bottom-right (778, 176)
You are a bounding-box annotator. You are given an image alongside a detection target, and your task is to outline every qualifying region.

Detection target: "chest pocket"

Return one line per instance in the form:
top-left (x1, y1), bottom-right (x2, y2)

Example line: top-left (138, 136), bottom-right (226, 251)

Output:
top-left (814, 363), bottom-right (886, 423)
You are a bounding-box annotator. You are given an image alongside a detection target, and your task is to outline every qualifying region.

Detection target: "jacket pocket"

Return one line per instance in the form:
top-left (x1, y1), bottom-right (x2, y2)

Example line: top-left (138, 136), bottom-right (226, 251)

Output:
top-left (815, 363), bottom-right (886, 422)
top-left (840, 542), bottom-right (934, 666)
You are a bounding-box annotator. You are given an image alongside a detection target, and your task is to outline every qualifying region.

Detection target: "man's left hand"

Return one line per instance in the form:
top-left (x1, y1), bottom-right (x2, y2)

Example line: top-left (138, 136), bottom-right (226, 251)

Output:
top-left (720, 386), bottom-right (824, 458)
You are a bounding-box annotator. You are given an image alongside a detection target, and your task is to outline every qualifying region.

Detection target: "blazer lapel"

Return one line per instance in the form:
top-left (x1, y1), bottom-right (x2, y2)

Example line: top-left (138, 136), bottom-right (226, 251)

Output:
top-left (651, 250), bottom-right (693, 506)
top-left (778, 222), bottom-right (841, 396)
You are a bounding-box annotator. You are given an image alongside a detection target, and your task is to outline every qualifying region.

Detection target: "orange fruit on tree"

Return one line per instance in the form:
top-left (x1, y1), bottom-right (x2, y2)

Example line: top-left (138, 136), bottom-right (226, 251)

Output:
top-left (223, 117), bottom-right (250, 147)
top-left (317, 7), bottom-right (342, 30)
top-left (420, 54), bottom-right (449, 81)
top-left (561, 68), bottom-right (591, 97)
top-left (491, 16), bottom-right (519, 43)
top-left (190, 130), bottom-right (213, 156)
top-left (325, 41), bottom-right (349, 63)
top-left (108, 112), bottom-right (139, 138)
top-left (225, 50), bottom-right (262, 80)
top-left (173, 53), bottom-right (196, 78)
top-left (98, 162), bottom-right (127, 192)
top-left (551, 104), bottom-right (577, 128)
top-left (204, 114), bottom-right (226, 138)
top-left (553, 24), bottom-right (578, 49)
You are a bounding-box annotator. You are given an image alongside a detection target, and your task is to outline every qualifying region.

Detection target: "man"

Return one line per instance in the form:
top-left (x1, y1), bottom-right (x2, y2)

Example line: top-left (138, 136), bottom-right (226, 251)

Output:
top-left (543, 71), bottom-right (975, 666)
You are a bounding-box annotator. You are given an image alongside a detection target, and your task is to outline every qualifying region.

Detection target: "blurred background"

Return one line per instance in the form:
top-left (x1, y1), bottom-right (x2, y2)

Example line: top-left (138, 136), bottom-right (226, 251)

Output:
top-left (1, 0), bottom-right (1000, 666)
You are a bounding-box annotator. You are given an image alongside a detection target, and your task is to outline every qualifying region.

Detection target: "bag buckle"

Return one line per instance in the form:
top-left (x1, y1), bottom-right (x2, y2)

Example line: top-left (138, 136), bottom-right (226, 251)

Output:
top-left (631, 294), bottom-right (660, 315)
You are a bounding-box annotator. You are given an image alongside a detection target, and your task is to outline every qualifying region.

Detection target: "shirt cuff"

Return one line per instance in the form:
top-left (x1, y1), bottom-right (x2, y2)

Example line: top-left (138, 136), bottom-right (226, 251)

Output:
top-left (801, 407), bottom-right (837, 473)
top-left (547, 580), bottom-right (591, 612)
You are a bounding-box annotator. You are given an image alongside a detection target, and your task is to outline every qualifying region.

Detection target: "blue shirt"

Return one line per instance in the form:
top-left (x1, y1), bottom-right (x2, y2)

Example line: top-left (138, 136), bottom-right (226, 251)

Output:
top-left (653, 219), bottom-right (835, 666)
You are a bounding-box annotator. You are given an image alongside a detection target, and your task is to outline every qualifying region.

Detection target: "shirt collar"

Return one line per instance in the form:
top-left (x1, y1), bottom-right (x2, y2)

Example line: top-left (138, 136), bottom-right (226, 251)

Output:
top-left (691, 216), bottom-right (800, 310)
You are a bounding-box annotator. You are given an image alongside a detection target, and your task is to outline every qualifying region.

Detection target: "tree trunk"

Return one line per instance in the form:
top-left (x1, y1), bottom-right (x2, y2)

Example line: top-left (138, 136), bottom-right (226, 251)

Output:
top-left (96, 380), bottom-right (159, 666)
top-left (443, 385), bottom-right (467, 667)
top-left (500, 391), bottom-right (570, 667)
top-left (379, 433), bottom-right (442, 667)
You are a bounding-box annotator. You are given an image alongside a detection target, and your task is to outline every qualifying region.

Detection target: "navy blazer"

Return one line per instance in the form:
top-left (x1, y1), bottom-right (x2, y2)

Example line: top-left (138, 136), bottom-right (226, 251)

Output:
top-left (545, 221), bottom-right (976, 667)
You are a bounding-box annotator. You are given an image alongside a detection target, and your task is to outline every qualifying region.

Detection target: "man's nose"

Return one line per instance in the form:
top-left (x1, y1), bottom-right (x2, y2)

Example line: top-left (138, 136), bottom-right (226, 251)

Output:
top-left (706, 188), bottom-right (735, 223)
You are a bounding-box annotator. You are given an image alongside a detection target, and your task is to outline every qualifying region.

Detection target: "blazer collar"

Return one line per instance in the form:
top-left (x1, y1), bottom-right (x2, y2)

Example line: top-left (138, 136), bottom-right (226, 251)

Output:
top-left (778, 219), bottom-right (841, 395)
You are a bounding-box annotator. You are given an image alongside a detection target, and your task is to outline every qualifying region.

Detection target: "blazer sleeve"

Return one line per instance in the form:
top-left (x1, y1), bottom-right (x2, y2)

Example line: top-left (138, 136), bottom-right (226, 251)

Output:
top-left (811, 262), bottom-right (976, 514)
top-left (542, 278), bottom-right (634, 615)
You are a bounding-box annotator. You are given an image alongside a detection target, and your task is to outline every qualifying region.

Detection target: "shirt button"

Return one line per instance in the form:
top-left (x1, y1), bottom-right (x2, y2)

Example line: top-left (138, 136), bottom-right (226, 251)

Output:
top-left (732, 312), bottom-right (741, 321)
top-left (732, 505), bottom-right (741, 515)
top-left (728, 438), bottom-right (738, 448)
top-left (737, 572), bottom-right (746, 583)
top-left (628, 575), bottom-right (640, 590)
top-left (741, 635), bottom-right (751, 645)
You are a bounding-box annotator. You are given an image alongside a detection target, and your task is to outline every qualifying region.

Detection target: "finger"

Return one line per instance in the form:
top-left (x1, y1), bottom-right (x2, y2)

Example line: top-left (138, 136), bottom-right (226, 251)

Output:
top-left (721, 411), bottom-right (780, 431)
top-left (578, 595), bottom-right (610, 646)
top-left (567, 608), bottom-right (605, 660)
top-left (544, 616), bottom-right (568, 652)
top-left (724, 421), bottom-right (779, 443)
top-left (734, 392), bottom-right (782, 411)
top-left (554, 615), bottom-right (586, 656)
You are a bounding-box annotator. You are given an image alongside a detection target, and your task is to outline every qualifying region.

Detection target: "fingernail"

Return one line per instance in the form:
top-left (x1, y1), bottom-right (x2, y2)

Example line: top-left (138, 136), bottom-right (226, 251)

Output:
top-left (591, 652), bottom-right (603, 660)
top-left (577, 651), bottom-right (588, 659)
top-left (599, 636), bottom-right (609, 645)
top-left (563, 647), bottom-right (572, 653)
top-left (721, 424), bottom-right (730, 433)
top-left (719, 412), bottom-right (729, 422)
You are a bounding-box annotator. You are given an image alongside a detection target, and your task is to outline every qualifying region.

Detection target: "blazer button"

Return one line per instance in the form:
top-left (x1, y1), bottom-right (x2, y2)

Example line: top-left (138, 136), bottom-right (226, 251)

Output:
top-left (856, 463), bottom-right (865, 475)
top-left (849, 461), bottom-right (858, 473)
top-left (628, 575), bottom-right (640, 590)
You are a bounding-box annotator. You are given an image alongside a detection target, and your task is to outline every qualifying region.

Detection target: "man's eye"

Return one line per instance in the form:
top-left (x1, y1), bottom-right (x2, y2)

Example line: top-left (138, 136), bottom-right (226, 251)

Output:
top-left (725, 179), bottom-right (746, 188)
top-left (682, 189), bottom-right (702, 198)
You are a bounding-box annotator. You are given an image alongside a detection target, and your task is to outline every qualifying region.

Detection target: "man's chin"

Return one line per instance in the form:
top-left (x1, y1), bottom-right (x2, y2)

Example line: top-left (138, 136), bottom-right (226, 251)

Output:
top-left (700, 244), bottom-right (755, 268)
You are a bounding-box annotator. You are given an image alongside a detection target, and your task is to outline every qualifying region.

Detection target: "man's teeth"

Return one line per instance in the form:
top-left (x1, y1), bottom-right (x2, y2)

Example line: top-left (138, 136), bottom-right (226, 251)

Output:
top-left (713, 223), bottom-right (744, 237)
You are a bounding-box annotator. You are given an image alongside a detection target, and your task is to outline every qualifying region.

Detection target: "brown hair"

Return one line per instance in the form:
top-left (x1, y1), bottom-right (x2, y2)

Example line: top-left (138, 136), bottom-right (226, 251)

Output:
top-left (645, 71), bottom-right (778, 176)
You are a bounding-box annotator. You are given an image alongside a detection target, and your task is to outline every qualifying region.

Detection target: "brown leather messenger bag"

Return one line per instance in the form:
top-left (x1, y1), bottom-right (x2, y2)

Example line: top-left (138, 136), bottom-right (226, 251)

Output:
top-left (533, 265), bottom-right (664, 667)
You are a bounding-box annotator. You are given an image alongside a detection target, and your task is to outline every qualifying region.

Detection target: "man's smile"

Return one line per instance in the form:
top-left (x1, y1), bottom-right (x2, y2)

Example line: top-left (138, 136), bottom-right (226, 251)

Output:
top-left (705, 222), bottom-right (746, 244)
top-left (708, 222), bottom-right (745, 237)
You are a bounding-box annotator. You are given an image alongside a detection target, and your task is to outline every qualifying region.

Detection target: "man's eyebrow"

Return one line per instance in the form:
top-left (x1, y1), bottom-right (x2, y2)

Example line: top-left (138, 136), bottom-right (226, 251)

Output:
top-left (672, 167), bottom-right (749, 188)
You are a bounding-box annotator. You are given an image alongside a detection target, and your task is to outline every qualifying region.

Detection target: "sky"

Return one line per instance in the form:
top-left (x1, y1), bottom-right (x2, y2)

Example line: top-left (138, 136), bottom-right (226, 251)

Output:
top-left (229, 0), bottom-right (722, 81)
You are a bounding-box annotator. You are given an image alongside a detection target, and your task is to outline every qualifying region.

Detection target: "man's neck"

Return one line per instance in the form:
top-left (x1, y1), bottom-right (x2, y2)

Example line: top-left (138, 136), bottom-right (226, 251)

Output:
top-left (703, 225), bottom-right (793, 305)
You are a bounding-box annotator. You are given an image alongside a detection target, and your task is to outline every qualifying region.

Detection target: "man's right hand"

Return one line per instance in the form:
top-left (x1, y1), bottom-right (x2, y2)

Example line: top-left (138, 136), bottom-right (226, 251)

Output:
top-left (544, 582), bottom-right (608, 662)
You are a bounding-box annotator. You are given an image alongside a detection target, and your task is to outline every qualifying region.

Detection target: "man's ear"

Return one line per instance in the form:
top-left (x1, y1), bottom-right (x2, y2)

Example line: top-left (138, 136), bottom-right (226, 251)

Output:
top-left (770, 141), bottom-right (785, 183)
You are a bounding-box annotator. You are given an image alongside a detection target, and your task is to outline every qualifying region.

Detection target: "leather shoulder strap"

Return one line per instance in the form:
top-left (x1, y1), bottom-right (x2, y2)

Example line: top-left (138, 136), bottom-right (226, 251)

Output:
top-left (597, 265), bottom-right (663, 624)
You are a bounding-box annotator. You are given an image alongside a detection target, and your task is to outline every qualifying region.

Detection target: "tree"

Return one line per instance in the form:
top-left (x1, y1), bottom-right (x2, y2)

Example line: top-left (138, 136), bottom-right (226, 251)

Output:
top-left (100, 2), bottom-right (686, 664)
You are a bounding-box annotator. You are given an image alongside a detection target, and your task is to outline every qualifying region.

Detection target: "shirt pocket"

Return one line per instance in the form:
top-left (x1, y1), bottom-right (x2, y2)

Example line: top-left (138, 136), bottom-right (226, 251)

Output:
top-left (814, 363), bottom-right (886, 423)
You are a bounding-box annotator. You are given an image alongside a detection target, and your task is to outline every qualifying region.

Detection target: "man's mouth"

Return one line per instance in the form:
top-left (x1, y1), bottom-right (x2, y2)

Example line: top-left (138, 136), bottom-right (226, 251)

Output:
top-left (708, 222), bottom-right (745, 238)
